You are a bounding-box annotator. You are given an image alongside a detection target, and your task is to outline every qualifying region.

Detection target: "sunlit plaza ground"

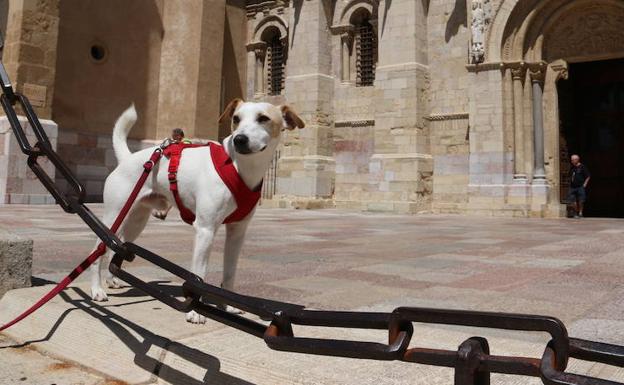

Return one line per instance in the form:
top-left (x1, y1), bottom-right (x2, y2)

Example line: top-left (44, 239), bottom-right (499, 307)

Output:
top-left (2, 205), bottom-right (624, 384)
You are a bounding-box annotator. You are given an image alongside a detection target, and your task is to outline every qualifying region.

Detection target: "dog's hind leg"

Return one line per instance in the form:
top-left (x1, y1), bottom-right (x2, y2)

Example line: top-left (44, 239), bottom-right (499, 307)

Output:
top-left (89, 211), bottom-right (116, 302)
top-left (105, 204), bottom-right (152, 289)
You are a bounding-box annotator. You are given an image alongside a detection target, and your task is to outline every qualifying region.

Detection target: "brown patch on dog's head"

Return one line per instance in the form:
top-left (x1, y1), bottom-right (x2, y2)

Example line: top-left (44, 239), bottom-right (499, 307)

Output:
top-left (219, 98), bottom-right (244, 125)
top-left (280, 105), bottom-right (305, 131)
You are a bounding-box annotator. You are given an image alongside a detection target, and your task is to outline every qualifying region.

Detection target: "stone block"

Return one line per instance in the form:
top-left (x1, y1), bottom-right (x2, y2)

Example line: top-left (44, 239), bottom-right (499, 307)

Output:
top-left (0, 116), bottom-right (57, 205)
top-left (0, 228), bottom-right (32, 298)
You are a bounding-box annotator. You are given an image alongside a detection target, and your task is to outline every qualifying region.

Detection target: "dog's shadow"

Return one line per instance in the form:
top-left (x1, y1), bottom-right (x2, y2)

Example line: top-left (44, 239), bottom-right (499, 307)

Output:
top-left (3, 284), bottom-right (256, 385)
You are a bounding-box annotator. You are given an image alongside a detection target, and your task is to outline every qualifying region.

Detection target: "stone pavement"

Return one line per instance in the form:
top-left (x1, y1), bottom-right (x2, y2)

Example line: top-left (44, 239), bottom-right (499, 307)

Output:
top-left (1, 205), bottom-right (624, 384)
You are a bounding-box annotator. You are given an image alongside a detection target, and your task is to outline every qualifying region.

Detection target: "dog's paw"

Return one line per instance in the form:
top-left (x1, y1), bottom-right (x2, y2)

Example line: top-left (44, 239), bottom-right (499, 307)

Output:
top-left (91, 286), bottom-right (109, 302)
top-left (106, 276), bottom-right (122, 289)
top-left (186, 310), bottom-right (206, 324)
top-left (152, 210), bottom-right (168, 220)
top-left (218, 304), bottom-right (244, 315)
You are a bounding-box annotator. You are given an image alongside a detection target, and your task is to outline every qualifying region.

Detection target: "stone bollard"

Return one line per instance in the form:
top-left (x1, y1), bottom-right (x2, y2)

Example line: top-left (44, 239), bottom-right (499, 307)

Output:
top-left (0, 228), bottom-right (32, 298)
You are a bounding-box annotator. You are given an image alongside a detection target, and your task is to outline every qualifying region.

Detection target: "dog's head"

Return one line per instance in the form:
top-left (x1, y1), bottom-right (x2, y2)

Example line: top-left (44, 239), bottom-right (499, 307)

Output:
top-left (219, 99), bottom-right (305, 155)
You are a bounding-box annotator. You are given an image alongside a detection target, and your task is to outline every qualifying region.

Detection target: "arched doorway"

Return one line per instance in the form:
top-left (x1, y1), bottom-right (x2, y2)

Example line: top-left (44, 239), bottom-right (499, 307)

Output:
top-left (495, 0), bottom-right (624, 217)
top-left (558, 58), bottom-right (624, 217)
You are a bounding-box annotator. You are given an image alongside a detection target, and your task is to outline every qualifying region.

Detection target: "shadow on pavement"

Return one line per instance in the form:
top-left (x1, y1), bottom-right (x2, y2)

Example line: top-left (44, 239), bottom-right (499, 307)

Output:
top-left (107, 280), bottom-right (184, 299)
top-left (2, 285), bottom-right (256, 385)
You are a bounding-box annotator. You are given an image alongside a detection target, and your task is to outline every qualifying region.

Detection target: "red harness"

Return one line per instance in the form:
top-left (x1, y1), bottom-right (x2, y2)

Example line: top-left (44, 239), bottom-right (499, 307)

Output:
top-left (163, 142), bottom-right (261, 224)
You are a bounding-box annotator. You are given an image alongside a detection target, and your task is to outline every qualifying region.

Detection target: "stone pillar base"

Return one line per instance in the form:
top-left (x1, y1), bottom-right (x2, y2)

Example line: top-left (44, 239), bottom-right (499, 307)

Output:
top-left (366, 153), bottom-right (433, 213)
top-left (507, 183), bottom-right (530, 205)
top-left (276, 156), bottom-right (335, 199)
top-left (529, 182), bottom-right (550, 217)
top-left (261, 197), bottom-right (336, 210)
top-left (0, 116), bottom-right (57, 205)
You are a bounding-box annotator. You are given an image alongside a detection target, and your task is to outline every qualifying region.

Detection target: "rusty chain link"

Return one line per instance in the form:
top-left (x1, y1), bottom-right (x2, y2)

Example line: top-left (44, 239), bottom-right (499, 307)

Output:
top-left (1, 57), bottom-right (623, 385)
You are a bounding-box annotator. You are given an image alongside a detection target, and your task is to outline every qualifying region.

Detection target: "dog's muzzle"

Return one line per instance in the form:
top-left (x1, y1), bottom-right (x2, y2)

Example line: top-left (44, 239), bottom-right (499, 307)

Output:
top-left (233, 135), bottom-right (252, 154)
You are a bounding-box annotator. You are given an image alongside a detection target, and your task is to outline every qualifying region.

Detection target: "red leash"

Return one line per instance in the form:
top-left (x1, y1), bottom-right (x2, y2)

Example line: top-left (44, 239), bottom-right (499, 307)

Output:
top-left (0, 149), bottom-right (163, 332)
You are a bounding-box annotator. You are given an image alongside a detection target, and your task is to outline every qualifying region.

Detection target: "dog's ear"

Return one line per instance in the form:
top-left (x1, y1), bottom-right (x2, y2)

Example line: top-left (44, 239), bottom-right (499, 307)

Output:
top-left (280, 105), bottom-right (305, 130)
top-left (219, 98), bottom-right (244, 124)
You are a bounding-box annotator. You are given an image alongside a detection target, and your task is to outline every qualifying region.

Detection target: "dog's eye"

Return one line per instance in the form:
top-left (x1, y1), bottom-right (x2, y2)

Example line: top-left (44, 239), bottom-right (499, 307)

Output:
top-left (257, 115), bottom-right (270, 123)
top-left (232, 115), bottom-right (240, 124)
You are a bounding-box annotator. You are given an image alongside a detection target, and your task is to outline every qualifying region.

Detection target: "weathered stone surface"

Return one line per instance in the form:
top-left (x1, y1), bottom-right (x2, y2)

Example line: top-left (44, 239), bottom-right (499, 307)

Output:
top-left (0, 116), bottom-right (57, 205)
top-left (0, 227), bottom-right (32, 298)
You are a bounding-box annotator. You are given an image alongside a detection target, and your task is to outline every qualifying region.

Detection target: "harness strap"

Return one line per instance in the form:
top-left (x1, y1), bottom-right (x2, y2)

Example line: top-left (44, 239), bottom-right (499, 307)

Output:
top-left (164, 142), bottom-right (206, 225)
top-left (0, 148), bottom-right (164, 332)
top-left (164, 142), bottom-right (262, 225)
top-left (210, 144), bottom-right (262, 224)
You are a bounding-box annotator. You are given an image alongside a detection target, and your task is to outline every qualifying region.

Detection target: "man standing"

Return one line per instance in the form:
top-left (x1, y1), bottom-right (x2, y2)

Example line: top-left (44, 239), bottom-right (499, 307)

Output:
top-left (568, 154), bottom-right (591, 218)
top-left (171, 128), bottom-right (192, 144)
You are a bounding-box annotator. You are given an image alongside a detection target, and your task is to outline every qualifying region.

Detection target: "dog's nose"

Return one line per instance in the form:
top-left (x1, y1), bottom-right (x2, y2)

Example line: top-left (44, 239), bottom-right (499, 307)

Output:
top-left (233, 135), bottom-right (249, 147)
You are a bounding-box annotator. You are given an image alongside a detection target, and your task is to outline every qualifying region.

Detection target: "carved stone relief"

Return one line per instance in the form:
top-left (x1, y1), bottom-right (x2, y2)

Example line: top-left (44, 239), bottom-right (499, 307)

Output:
top-left (545, 3), bottom-right (624, 61)
top-left (470, 0), bottom-right (492, 63)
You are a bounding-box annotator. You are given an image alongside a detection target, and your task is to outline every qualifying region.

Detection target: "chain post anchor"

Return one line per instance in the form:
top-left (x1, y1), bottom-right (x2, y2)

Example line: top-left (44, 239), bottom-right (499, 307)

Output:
top-left (455, 337), bottom-right (491, 385)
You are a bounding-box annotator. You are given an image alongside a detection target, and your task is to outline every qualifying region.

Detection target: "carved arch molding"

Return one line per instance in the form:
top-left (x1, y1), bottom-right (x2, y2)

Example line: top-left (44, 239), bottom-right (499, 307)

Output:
top-left (496, 0), bottom-right (624, 63)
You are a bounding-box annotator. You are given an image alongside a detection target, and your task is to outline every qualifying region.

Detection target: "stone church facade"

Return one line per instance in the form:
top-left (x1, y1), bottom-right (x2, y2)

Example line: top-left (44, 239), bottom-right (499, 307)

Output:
top-left (1, 0), bottom-right (623, 217)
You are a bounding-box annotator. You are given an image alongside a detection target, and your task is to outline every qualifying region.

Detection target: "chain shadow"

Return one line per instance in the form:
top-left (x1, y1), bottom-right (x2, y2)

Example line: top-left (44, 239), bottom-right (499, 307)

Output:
top-left (3, 285), bottom-right (256, 385)
top-left (106, 280), bottom-right (183, 298)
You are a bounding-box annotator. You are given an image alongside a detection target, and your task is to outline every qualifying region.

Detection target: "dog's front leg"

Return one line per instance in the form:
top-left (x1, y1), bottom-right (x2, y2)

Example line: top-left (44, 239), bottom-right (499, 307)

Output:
top-left (186, 225), bottom-right (217, 324)
top-left (219, 219), bottom-right (251, 314)
top-left (222, 219), bottom-right (250, 291)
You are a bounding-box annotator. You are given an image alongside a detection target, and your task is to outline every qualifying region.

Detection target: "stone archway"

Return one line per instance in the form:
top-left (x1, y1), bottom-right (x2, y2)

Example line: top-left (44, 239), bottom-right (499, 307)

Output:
top-left (487, 0), bottom-right (624, 215)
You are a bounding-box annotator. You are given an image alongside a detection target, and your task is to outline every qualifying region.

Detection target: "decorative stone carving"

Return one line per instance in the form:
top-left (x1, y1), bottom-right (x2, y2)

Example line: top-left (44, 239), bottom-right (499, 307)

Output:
top-left (528, 62), bottom-right (546, 85)
top-left (470, 0), bottom-right (492, 64)
top-left (545, 3), bottom-right (624, 61)
top-left (425, 113), bottom-right (469, 121)
top-left (508, 62), bottom-right (526, 80)
top-left (551, 60), bottom-right (569, 82)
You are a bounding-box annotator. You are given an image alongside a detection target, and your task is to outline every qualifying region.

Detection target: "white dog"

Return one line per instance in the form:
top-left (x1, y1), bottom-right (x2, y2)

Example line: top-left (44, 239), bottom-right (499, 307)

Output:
top-left (89, 99), bottom-right (304, 323)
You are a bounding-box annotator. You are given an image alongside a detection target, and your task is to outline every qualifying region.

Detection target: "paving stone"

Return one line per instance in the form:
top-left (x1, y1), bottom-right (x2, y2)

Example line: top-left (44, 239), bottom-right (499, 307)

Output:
top-left (0, 206), bottom-right (623, 383)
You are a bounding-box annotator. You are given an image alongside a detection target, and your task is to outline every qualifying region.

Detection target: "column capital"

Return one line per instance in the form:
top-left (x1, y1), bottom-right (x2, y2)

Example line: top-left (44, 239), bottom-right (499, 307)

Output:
top-left (551, 59), bottom-right (569, 82)
top-left (528, 62), bottom-right (547, 84)
top-left (247, 41), bottom-right (267, 57)
top-left (330, 24), bottom-right (354, 36)
top-left (508, 62), bottom-right (527, 80)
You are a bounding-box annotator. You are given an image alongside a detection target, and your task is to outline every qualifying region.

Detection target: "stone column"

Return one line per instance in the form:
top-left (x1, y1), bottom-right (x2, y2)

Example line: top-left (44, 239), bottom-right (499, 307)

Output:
top-left (156, 0), bottom-right (226, 140)
top-left (276, 0), bottom-right (335, 206)
top-left (1, 0), bottom-right (59, 204)
top-left (340, 30), bottom-right (353, 84)
top-left (368, 0), bottom-right (432, 214)
top-left (2, 0), bottom-right (60, 119)
top-left (530, 63), bottom-right (546, 183)
top-left (510, 62), bottom-right (527, 183)
top-left (253, 44), bottom-right (266, 96)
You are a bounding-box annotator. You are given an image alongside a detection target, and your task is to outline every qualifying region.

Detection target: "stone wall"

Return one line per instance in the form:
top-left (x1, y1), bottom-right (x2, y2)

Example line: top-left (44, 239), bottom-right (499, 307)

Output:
top-left (2, 0), bottom-right (59, 119)
top-left (333, 122), bottom-right (373, 208)
top-left (429, 116), bottom-right (470, 213)
top-left (53, 0), bottom-right (163, 141)
top-left (56, 129), bottom-right (158, 202)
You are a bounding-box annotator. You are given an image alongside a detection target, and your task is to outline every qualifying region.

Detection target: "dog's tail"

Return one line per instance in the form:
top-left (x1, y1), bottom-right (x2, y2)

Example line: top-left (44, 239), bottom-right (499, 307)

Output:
top-left (112, 104), bottom-right (136, 162)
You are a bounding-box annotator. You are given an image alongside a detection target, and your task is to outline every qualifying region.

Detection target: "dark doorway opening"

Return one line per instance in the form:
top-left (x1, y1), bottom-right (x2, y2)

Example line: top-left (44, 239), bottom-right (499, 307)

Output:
top-left (558, 58), bottom-right (624, 218)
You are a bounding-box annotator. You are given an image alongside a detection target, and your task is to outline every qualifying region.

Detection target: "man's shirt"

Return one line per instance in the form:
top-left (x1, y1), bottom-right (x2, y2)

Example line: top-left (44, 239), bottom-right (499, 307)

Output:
top-left (570, 164), bottom-right (590, 188)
